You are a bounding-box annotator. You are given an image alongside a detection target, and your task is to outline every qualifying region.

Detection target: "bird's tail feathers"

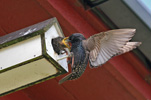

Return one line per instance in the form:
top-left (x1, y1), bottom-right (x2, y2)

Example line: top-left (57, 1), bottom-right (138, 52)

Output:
top-left (59, 73), bottom-right (72, 84)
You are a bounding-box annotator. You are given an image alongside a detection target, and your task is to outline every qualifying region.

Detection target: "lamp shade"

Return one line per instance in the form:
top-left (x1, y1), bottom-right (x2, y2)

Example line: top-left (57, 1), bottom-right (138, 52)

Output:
top-left (0, 18), bottom-right (69, 96)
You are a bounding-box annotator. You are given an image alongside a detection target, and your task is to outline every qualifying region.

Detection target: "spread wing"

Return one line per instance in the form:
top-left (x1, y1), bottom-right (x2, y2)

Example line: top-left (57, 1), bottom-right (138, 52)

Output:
top-left (84, 29), bottom-right (141, 68)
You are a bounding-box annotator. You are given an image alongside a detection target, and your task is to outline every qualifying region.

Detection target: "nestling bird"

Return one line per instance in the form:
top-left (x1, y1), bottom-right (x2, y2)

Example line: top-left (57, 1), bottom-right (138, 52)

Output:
top-left (59, 29), bottom-right (141, 84)
top-left (52, 37), bottom-right (70, 55)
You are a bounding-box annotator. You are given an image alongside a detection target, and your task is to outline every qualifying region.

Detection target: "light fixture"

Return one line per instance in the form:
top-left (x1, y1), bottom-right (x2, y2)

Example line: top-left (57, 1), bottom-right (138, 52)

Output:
top-left (0, 18), bottom-right (69, 96)
top-left (80, 0), bottom-right (108, 10)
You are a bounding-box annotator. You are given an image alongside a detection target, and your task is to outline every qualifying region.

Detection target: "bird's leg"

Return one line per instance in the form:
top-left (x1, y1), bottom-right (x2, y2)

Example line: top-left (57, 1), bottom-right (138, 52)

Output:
top-left (67, 52), bottom-right (73, 64)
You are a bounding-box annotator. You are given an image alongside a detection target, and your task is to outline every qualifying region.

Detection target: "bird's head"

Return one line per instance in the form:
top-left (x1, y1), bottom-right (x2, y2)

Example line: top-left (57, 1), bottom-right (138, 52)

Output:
top-left (69, 33), bottom-right (86, 43)
top-left (61, 33), bottom-right (86, 48)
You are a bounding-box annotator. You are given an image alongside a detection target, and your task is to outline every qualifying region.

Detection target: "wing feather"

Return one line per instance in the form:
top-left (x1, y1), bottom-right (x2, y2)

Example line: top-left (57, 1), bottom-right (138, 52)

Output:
top-left (84, 29), bottom-right (141, 67)
top-left (102, 46), bottom-right (113, 58)
top-left (101, 47), bottom-right (110, 60)
top-left (118, 42), bottom-right (141, 55)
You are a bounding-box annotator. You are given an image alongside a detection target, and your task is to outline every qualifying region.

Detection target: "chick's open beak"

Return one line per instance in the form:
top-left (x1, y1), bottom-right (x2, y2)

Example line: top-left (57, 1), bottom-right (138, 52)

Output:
top-left (61, 37), bottom-right (70, 49)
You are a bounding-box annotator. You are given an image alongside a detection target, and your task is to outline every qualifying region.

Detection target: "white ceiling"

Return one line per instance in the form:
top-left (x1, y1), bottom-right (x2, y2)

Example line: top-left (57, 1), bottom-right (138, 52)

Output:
top-left (95, 0), bottom-right (151, 69)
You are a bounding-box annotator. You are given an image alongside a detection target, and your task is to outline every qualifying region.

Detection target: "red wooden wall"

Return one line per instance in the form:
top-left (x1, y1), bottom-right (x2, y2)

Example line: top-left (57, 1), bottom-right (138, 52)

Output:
top-left (0, 0), bottom-right (151, 100)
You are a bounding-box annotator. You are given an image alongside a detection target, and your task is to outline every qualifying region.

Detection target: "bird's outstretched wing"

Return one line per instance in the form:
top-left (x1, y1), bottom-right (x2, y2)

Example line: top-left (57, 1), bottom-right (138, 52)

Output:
top-left (83, 29), bottom-right (141, 68)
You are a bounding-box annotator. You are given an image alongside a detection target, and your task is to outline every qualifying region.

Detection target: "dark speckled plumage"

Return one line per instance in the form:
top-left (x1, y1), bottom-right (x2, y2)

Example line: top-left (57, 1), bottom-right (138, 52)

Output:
top-left (59, 34), bottom-right (89, 84)
top-left (70, 39), bottom-right (88, 79)
top-left (59, 29), bottom-right (141, 84)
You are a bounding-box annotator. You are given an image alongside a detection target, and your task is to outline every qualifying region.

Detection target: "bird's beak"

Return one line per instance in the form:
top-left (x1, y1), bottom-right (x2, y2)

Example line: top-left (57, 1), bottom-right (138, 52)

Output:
top-left (61, 37), bottom-right (70, 49)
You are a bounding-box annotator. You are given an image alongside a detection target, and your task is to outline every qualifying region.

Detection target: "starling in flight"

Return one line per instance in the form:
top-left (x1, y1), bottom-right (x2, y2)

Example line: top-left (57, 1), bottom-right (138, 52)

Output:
top-left (59, 29), bottom-right (141, 84)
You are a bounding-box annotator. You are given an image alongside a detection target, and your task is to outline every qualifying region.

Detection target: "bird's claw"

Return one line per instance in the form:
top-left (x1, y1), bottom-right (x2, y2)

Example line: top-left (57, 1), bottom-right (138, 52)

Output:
top-left (67, 60), bottom-right (72, 64)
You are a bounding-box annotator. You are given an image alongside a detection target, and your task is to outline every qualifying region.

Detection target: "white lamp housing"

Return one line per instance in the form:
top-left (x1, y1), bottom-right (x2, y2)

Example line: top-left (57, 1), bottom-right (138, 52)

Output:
top-left (0, 18), bottom-right (69, 96)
